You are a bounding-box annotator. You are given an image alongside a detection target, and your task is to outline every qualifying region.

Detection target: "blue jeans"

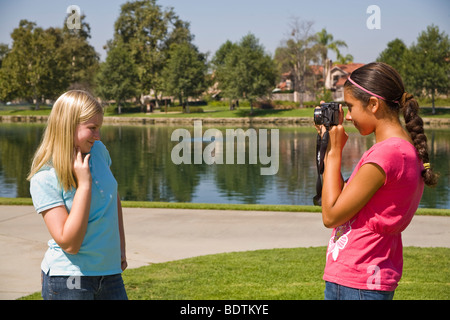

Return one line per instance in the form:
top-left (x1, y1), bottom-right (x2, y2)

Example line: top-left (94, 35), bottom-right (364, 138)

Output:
top-left (324, 281), bottom-right (395, 300)
top-left (42, 271), bottom-right (128, 300)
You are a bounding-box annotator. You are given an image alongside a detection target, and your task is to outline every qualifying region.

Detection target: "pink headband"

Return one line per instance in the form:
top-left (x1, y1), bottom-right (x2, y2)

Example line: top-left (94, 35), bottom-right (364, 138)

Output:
top-left (347, 76), bottom-right (399, 104)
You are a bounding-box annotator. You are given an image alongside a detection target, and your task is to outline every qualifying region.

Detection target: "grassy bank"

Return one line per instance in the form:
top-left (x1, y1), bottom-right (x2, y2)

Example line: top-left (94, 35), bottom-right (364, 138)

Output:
top-left (0, 104), bottom-right (315, 118)
top-left (1, 102), bottom-right (450, 119)
top-left (1, 197), bottom-right (449, 216)
top-left (20, 246), bottom-right (450, 300)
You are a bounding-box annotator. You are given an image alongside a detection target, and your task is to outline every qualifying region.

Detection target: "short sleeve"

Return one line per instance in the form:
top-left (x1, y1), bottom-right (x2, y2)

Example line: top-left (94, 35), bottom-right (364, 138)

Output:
top-left (360, 140), bottom-right (404, 186)
top-left (94, 141), bottom-right (112, 167)
top-left (29, 168), bottom-right (65, 214)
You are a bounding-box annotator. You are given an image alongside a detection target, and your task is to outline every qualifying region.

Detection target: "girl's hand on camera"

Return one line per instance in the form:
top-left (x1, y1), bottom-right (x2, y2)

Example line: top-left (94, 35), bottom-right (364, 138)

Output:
top-left (331, 104), bottom-right (348, 153)
top-left (314, 101), bottom-right (326, 137)
top-left (73, 148), bottom-right (91, 188)
top-left (315, 101), bottom-right (345, 137)
top-left (338, 103), bottom-right (345, 125)
top-left (327, 125), bottom-right (348, 155)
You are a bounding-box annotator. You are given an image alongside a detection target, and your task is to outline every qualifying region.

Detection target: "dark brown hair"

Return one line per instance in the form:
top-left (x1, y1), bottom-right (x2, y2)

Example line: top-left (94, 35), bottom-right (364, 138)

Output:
top-left (344, 62), bottom-right (438, 187)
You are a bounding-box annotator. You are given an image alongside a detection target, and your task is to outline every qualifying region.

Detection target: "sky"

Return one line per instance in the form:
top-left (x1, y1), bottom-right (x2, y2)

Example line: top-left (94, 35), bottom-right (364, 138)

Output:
top-left (0, 0), bottom-right (449, 64)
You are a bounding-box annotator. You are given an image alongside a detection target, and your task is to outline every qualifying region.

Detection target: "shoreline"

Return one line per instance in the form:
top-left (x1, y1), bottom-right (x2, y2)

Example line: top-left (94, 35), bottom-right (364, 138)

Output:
top-left (1, 114), bottom-right (450, 127)
top-left (0, 114), bottom-right (312, 125)
top-left (0, 197), bottom-right (449, 216)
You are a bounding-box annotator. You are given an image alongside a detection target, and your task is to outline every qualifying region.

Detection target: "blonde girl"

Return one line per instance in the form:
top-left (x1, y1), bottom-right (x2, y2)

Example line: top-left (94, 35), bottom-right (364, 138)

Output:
top-left (28, 90), bottom-right (127, 300)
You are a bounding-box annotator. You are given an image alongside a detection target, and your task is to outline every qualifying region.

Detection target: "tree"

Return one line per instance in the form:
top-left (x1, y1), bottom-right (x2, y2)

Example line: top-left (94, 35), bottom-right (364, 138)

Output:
top-left (405, 25), bottom-right (449, 114)
top-left (95, 42), bottom-right (139, 113)
top-left (112, 0), bottom-right (193, 106)
top-left (0, 20), bottom-right (63, 108)
top-left (376, 38), bottom-right (408, 79)
top-left (210, 40), bottom-right (239, 109)
top-left (60, 14), bottom-right (100, 91)
top-left (274, 18), bottom-right (320, 106)
top-left (316, 28), bottom-right (347, 80)
top-left (0, 44), bottom-right (9, 69)
top-left (336, 53), bottom-right (354, 65)
top-left (212, 33), bottom-right (277, 114)
top-left (162, 43), bottom-right (208, 111)
top-left (0, 16), bottom-right (99, 106)
top-left (211, 40), bottom-right (239, 106)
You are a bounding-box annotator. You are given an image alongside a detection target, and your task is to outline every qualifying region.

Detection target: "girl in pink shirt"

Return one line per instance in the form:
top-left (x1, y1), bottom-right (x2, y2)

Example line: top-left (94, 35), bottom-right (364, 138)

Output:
top-left (318, 62), bottom-right (438, 300)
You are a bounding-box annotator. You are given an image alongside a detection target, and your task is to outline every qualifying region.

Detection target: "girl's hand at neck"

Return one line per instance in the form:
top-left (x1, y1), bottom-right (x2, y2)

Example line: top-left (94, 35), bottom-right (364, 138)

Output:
top-left (73, 147), bottom-right (92, 188)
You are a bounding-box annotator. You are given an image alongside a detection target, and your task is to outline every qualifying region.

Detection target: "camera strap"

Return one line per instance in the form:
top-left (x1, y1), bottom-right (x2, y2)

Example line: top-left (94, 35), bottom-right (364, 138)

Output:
top-left (313, 130), bottom-right (329, 206)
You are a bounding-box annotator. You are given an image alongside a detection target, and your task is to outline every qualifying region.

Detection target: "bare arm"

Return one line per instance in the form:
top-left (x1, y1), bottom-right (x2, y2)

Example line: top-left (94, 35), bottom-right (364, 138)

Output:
top-left (41, 149), bottom-right (92, 254)
top-left (321, 125), bottom-right (386, 228)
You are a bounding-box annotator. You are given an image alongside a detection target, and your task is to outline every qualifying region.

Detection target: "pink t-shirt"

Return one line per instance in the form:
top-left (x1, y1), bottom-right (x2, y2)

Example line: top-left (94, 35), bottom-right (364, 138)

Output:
top-left (323, 137), bottom-right (424, 291)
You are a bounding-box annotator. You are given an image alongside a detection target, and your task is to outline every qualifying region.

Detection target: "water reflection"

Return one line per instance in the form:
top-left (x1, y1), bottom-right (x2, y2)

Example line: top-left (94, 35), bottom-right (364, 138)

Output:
top-left (0, 123), bottom-right (448, 208)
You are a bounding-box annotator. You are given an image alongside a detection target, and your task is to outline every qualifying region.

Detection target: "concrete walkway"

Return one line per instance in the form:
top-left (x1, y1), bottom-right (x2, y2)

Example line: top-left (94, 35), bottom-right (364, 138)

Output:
top-left (0, 205), bottom-right (449, 300)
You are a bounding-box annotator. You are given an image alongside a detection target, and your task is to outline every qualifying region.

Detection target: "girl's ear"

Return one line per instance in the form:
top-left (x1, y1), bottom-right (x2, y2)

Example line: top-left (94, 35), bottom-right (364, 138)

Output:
top-left (369, 96), bottom-right (380, 114)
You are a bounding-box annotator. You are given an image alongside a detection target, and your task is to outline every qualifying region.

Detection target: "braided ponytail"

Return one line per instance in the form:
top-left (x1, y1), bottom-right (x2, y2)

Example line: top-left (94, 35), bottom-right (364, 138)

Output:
top-left (401, 92), bottom-right (439, 186)
top-left (345, 62), bottom-right (439, 187)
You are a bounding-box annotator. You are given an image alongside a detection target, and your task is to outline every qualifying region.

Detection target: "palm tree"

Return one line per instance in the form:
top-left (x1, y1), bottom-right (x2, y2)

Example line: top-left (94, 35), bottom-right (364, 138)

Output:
top-left (336, 53), bottom-right (354, 64)
top-left (316, 28), bottom-right (348, 85)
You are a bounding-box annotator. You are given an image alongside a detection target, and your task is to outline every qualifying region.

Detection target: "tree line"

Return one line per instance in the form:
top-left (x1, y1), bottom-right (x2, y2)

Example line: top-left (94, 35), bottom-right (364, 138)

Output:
top-left (377, 25), bottom-right (449, 113)
top-left (0, 0), bottom-right (448, 112)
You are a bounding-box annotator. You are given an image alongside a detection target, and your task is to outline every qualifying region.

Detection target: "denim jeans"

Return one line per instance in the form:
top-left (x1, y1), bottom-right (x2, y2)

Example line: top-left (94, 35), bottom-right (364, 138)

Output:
top-left (324, 281), bottom-right (395, 300)
top-left (42, 271), bottom-right (128, 300)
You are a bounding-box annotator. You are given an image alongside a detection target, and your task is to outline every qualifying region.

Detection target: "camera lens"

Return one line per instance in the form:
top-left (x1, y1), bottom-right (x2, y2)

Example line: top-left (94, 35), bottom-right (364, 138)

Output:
top-left (314, 109), bottom-right (323, 125)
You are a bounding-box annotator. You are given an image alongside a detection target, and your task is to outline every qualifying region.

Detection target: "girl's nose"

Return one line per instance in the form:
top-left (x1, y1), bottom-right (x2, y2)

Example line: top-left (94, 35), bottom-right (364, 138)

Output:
top-left (345, 110), bottom-right (352, 121)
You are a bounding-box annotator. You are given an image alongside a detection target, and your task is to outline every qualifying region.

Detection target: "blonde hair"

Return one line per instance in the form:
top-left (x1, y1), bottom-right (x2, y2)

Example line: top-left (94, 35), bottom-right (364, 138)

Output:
top-left (27, 90), bottom-right (103, 191)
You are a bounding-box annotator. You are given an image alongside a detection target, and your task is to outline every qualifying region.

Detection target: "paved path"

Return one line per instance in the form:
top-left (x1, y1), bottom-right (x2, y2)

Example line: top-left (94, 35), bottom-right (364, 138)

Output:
top-left (0, 205), bottom-right (449, 300)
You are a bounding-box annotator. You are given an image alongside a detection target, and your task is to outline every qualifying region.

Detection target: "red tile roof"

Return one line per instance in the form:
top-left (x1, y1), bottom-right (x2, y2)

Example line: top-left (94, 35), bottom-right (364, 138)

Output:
top-left (335, 76), bottom-right (348, 87)
top-left (332, 63), bottom-right (365, 74)
top-left (310, 65), bottom-right (324, 75)
top-left (331, 63), bottom-right (365, 87)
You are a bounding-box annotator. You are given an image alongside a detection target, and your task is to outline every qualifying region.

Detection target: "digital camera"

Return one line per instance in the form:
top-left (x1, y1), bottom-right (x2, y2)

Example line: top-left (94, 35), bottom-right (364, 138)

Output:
top-left (313, 102), bottom-right (340, 129)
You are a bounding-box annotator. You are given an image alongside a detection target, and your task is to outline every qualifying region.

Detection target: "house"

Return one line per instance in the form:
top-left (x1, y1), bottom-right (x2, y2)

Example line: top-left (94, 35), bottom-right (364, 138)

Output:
top-left (273, 62), bottom-right (365, 103)
top-left (275, 72), bottom-right (294, 92)
top-left (273, 66), bottom-right (323, 102)
top-left (325, 63), bottom-right (365, 101)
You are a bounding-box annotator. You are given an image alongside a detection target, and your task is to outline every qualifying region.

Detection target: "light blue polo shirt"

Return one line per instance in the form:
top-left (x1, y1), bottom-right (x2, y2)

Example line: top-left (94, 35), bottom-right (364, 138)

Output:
top-left (30, 141), bottom-right (122, 276)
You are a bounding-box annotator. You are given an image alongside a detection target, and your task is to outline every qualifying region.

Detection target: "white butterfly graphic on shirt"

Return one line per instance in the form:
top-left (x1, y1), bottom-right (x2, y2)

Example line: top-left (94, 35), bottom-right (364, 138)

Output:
top-left (327, 220), bottom-right (353, 261)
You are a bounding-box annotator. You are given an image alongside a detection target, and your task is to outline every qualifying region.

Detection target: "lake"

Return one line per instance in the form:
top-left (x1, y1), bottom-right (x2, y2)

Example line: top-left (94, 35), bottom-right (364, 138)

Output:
top-left (0, 122), bottom-right (448, 208)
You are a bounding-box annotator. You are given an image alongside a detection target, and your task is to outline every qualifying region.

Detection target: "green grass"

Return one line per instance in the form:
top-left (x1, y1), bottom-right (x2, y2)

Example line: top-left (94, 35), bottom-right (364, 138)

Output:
top-left (0, 105), bottom-right (52, 116)
top-left (104, 106), bottom-right (315, 119)
top-left (19, 246), bottom-right (450, 300)
top-left (123, 247), bottom-right (326, 300)
top-left (1, 197), bottom-right (449, 216)
top-left (398, 247), bottom-right (450, 299)
top-left (417, 97), bottom-right (450, 108)
top-left (2, 102), bottom-right (449, 119)
top-left (417, 107), bottom-right (450, 118)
